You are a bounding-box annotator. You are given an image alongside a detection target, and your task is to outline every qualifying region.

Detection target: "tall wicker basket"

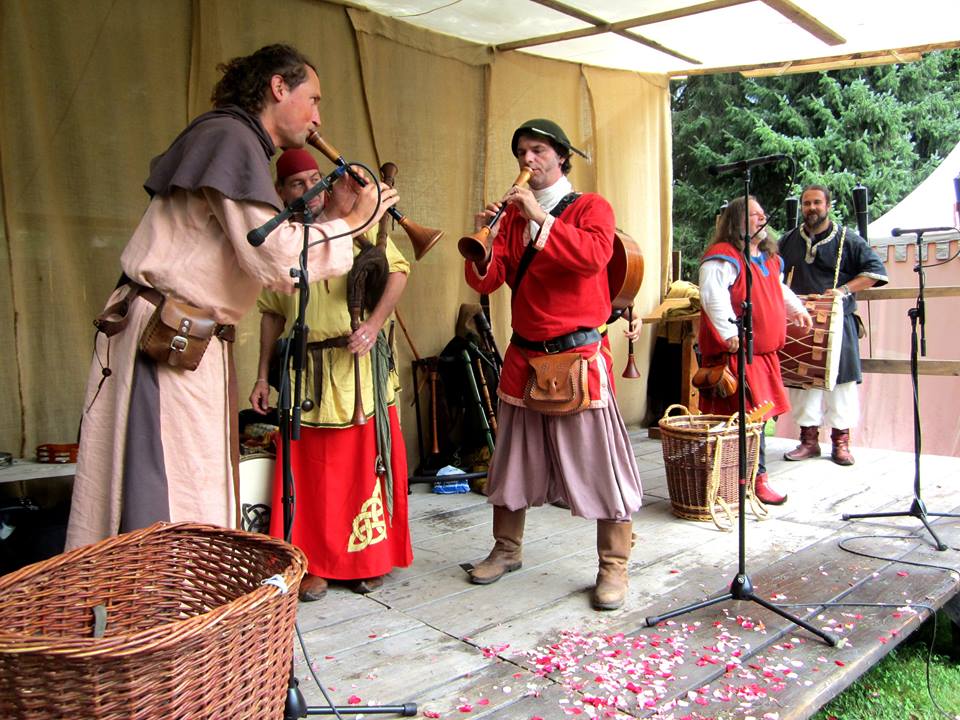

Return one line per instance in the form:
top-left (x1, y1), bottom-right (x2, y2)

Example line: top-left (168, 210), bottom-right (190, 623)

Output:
top-left (0, 522), bottom-right (306, 719)
top-left (658, 405), bottom-right (768, 530)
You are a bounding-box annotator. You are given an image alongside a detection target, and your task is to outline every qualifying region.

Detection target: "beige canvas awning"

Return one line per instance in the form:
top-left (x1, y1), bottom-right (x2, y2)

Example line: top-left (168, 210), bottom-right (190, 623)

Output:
top-left (340, 0), bottom-right (960, 76)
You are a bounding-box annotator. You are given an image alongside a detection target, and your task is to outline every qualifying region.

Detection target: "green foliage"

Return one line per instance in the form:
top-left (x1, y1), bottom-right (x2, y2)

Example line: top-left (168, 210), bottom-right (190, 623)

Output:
top-left (671, 50), bottom-right (960, 281)
top-left (811, 610), bottom-right (960, 720)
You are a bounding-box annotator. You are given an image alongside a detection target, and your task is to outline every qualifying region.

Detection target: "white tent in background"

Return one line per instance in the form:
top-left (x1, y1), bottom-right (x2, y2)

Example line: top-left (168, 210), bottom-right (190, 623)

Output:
top-left (869, 141), bottom-right (960, 239)
top-left (858, 144), bottom-right (960, 457)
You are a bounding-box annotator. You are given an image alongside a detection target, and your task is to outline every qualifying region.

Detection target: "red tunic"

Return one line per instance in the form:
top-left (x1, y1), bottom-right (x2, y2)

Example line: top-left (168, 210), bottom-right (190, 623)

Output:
top-left (465, 193), bottom-right (616, 406)
top-left (698, 242), bottom-right (789, 421)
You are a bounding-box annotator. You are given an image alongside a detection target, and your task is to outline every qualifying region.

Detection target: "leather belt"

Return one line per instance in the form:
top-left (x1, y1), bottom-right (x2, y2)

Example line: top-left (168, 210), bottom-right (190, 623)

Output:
top-left (511, 327), bottom-right (602, 354)
top-left (93, 282), bottom-right (236, 342)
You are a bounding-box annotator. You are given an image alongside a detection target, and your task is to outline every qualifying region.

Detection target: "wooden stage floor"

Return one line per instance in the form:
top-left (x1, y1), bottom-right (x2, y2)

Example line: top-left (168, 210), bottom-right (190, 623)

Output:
top-left (289, 433), bottom-right (960, 719)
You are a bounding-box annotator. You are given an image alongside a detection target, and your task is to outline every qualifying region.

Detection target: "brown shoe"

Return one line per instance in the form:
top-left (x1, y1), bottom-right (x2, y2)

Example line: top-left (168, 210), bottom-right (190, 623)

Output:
top-left (784, 426), bottom-right (821, 461)
top-left (298, 574), bottom-right (328, 602)
top-left (831, 428), bottom-right (855, 466)
top-left (351, 576), bottom-right (384, 594)
top-left (754, 473), bottom-right (787, 505)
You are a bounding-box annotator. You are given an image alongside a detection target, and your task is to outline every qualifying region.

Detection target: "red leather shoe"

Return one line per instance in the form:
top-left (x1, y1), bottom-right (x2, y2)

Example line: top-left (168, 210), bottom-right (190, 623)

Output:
top-left (754, 472), bottom-right (787, 505)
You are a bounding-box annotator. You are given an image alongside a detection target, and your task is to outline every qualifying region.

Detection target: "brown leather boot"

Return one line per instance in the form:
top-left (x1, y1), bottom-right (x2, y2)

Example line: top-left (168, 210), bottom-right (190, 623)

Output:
top-left (784, 426), bottom-right (821, 461)
top-left (754, 472), bottom-right (787, 505)
top-left (298, 574), bottom-right (328, 602)
top-left (469, 506), bottom-right (526, 585)
top-left (592, 520), bottom-right (633, 611)
top-left (831, 428), bottom-right (855, 466)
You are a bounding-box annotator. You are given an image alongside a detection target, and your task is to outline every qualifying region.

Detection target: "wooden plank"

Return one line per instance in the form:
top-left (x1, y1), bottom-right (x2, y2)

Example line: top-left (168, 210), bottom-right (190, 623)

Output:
top-left (517, 0), bottom-right (702, 64)
top-left (858, 284), bottom-right (960, 300)
top-left (669, 40), bottom-right (960, 77)
top-left (0, 459), bottom-right (75, 485)
top-left (498, 0), bottom-right (749, 52)
top-left (760, 0), bottom-right (846, 45)
top-left (860, 358), bottom-right (960, 376)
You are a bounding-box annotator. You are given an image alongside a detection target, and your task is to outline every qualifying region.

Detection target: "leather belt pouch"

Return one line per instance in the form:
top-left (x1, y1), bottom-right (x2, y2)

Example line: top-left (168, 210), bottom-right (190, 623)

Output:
top-left (524, 351), bottom-right (589, 415)
top-left (138, 297), bottom-right (217, 371)
top-left (692, 362), bottom-right (737, 399)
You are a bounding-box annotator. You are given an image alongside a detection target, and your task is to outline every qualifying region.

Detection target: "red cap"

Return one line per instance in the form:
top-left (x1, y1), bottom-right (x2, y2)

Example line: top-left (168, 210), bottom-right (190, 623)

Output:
top-left (275, 149), bottom-right (319, 182)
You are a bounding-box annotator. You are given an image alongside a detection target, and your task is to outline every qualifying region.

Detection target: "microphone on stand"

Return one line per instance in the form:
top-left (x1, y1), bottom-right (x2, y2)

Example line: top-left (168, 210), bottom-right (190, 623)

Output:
top-left (246, 166), bottom-right (346, 247)
top-left (784, 196), bottom-right (799, 231)
top-left (852, 184), bottom-right (869, 241)
top-left (891, 226), bottom-right (955, 237)
top-left (708, 154), bottom-right (788, 176)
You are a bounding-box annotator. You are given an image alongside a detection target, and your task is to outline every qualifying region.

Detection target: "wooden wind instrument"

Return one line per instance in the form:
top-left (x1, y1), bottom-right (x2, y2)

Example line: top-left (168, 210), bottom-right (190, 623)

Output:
top-left (428, 359), bottom-right (440, 455)
top-left (622, 305), bottom-right (641, 379)
top-left (474, 355), bottom-right (498, 436)
top-left (349, 304), bottom-right (366, 426)
top-left (458, 168), bottom-right (533, 262)
top-left (307, 132), bottom-right (444, 259)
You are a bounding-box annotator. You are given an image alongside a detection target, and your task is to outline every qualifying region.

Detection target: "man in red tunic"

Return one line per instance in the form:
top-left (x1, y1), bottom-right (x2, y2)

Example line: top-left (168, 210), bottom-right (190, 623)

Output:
top-left (698, 196), bottom-right (812, 505)
top-left (463, 119), bottom-right (643, 611)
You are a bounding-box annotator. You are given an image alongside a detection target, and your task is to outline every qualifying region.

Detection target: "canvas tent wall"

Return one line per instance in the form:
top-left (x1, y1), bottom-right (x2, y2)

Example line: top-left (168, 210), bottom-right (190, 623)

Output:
top-left (0, 1), bottom-right (671, 462)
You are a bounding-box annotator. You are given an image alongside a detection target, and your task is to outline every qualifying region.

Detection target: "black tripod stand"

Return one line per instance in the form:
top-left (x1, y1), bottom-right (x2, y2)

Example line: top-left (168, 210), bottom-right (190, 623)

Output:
top-left (645, 165), bottom-right (836, 646)
top-left (842, 229), bottom-right (959, 551)
top-left (248, 168), bottom-right (416, 719)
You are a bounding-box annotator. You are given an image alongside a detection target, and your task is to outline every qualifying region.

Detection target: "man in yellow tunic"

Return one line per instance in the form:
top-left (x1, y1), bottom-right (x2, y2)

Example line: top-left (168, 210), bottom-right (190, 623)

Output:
top-left (250, 149), bottom-right (412, 600)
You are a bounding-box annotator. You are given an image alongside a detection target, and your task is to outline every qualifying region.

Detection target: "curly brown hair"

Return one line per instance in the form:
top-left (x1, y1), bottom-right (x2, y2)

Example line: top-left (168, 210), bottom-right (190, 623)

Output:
top-left (211, 44), bottom-right (316, 114)
top-left (706, 195), bottom-right (778, 257)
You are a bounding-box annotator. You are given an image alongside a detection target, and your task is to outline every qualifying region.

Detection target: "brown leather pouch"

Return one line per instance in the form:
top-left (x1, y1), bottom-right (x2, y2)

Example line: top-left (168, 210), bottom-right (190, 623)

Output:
top-left (138, 297), bottom-right (217, 371)
top-left (692, 362), bottom-right (738, 399)
top-left (524, 352), bottom-right (590, 415)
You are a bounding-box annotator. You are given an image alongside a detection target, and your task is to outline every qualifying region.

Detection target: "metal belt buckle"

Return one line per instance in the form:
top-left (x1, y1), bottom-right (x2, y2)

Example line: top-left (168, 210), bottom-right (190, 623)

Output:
top-left (170, 335), bottom-right (188, 353)
top-left (543, 338), bottom-right (563, 354)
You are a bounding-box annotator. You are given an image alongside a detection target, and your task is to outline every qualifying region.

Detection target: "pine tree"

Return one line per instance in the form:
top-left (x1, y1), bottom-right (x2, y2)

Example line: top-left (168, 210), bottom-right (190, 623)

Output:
top-left (671, 49), bottom-right (960, 280)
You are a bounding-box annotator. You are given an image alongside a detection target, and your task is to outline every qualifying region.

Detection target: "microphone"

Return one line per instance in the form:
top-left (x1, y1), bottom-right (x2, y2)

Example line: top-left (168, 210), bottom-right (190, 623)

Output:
top-left (852, 184), bottom-right (869, 241)
top-left (246, 166), bottom-right (345, 247)
top-left (890, 226), bottom-right (955, 237)
top-left (708, 154), bottom-right (788, 176)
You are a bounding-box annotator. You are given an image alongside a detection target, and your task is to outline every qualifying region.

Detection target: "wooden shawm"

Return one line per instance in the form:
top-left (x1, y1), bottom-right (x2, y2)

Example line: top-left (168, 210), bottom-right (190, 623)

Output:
top-left (287, 434), bottom-right (960, 718)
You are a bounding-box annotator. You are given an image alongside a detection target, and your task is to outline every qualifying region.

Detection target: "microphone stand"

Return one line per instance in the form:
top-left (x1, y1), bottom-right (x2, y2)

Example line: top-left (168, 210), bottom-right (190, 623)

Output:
top-left (251, 176), bottom-right (416, 719)
top-left (645, 168), bottom-right (837, 647)
top-left (842, 229), bottom-right (959, 550)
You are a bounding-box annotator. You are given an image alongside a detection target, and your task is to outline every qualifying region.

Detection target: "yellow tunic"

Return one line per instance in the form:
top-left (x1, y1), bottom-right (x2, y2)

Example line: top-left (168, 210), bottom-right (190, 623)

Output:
top-left (258, 236), bottom-right (410, 427)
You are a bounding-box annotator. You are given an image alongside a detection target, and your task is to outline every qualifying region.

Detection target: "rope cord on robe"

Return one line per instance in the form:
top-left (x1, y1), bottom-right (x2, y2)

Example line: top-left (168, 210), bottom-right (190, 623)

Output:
top-left (372, 330), bottom-right (394, 520)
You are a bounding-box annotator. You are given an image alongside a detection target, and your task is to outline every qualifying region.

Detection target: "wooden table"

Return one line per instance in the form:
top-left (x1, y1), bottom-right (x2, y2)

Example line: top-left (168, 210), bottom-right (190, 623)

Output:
top-left (0, 459), bottom-right (76, 486)
top-left (643, 300), bottom-right (701, 435)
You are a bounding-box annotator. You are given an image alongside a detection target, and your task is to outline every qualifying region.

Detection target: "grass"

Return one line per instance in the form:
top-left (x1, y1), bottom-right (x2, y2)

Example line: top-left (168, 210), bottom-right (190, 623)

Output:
top-left (812, 610), bottom-right (960, 720)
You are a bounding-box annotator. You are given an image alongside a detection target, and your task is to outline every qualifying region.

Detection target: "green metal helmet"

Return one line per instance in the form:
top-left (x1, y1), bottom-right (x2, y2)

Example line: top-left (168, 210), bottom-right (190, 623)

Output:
top-left (511, 118), bottom-right (589, 160)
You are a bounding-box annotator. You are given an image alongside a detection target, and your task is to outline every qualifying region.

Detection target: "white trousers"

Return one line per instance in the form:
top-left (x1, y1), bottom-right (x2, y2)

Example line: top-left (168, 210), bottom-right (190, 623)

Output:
top-left (788, 381), bottom-right (860, 430)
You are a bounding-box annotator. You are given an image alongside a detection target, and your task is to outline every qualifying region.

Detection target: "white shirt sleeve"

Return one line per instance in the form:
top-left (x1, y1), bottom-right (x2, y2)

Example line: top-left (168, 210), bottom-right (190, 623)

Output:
top-left (698, 259), bottom-right (739, 341)
top-left (781, 280), bottom-right (806, 319)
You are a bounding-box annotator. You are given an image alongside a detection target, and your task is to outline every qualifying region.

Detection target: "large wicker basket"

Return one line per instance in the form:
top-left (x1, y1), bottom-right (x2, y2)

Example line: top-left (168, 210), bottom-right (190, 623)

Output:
top-left (0, 521), bottom-right (306, 719)
top-left (658, 404), bottom-right (767, 530)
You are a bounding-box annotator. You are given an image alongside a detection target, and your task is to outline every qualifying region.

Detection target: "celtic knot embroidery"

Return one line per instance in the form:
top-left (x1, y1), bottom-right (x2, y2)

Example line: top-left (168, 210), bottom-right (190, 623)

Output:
top-left (348, 480), bottom-right (387, 552)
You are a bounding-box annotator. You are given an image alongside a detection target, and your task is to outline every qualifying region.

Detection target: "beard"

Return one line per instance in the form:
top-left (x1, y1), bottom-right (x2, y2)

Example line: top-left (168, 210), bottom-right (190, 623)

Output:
top-left (804, 210), bottom-right (828, 229)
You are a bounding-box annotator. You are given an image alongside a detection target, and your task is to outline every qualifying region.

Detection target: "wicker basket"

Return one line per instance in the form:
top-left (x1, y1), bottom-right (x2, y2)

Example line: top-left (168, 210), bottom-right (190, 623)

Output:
top-left (0, 522), bottom-right (306, 719)
top-left (658, 404), bottom-right (767, 530)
